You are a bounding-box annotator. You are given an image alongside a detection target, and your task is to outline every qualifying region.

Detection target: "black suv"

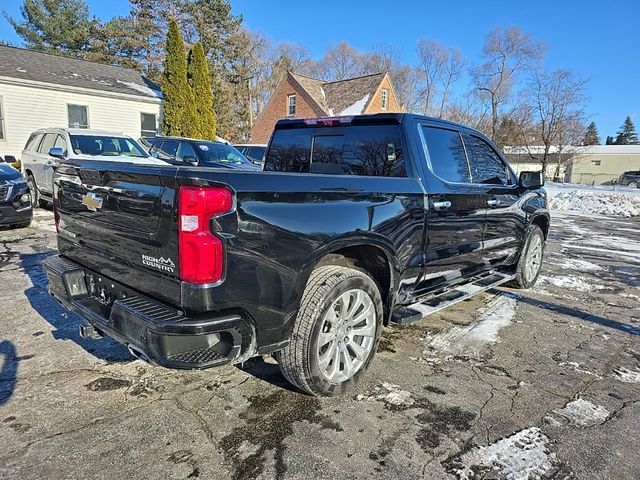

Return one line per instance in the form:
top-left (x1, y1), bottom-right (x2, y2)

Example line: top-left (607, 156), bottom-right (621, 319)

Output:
top-left (619, 171), bottom-right (640, 188)
top-left (143, 136), bottom-right (259, 170)
top-left (0, 162), bottom-right (32, 228)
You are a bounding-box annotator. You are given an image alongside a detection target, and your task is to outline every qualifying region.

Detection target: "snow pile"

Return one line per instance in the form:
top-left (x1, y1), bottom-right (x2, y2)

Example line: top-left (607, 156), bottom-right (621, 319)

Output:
top-left (423, 294), bottom-right (518, 358)
top-left (116, 80), bottom-right (163, 98)
top-left (452, 428), bottom-right (557, 480)
top-left (611, 367), bottom-right (640, 383)
top-left (551, 398), bottom-right (610, 427)
top-left (546, 183), bottom-right (640, 217)
top-left (338, 94), bottom-right (370, 115)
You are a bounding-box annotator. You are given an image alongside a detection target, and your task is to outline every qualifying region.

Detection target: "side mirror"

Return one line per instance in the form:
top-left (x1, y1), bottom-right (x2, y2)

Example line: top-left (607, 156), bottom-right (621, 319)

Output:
top-left (182, 155), bottom-right (198, 165)
top-left (48, 147), bottom-right (65, 159)
top-left (519, 171), bottom-right (544, 189)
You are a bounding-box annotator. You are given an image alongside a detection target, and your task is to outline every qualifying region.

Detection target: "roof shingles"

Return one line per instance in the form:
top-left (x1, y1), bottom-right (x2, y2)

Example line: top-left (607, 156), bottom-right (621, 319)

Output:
top-left (0, 45), bottom-right (161, 99)
top-left (290, 71), bottom-right (386, 116)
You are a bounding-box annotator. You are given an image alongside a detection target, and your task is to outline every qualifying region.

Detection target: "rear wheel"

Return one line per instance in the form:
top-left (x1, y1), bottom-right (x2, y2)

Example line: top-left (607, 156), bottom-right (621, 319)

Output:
top-left (278, 265), bottom-right (383, 396)
top-left (628, 181), bottom-right (638, 188)
top-left (506, 224), bottom-right (545, 289)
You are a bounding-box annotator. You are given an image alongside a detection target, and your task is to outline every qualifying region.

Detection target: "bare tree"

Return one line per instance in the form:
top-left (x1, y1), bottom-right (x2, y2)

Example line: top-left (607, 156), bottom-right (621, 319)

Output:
top-left (312, 42), bottom-right (364, 81)
top-left (361, 43), bottom-right (422, 112)
top-left (416, 39), bottom-right (466, 117)
top-left (437, 46), bottom-right (465, 117)
top-left (472, 26), bottom-right (545, 141)
top-left (416, 39), bottom-right (446, 115)
top-left (521, 69), bottom-right (588, 175)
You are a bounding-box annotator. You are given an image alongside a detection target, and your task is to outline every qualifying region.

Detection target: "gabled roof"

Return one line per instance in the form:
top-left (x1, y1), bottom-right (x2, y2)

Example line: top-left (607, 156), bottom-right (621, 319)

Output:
top-left (289, 71), bottom-right (387, 116)
top-left (0, 45), bottom-right (161, 99)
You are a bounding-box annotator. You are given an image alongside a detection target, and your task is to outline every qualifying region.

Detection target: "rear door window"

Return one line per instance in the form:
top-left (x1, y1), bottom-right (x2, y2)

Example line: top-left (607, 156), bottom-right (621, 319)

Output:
top-left (422, 126), bottom-right (471, 183)
top-left (155, 140), bottom-right (179, 161)
top-left (264, 124), bottom-right (406, 176)
top-left (464, 134), bottom-right (512, 185)
top-left (38, 133), bottom-right (57, 155)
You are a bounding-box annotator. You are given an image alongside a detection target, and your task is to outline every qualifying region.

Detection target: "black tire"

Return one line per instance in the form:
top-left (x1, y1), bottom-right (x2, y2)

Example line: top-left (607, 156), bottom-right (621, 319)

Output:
top-left (506, 224), bottom-right (545, 289)
top-left (628, 181), bottom-right (638, 188)
top-left (26, 175), bottom-right (39, 208)
top-left (278, 265), bottom-right (383, 396)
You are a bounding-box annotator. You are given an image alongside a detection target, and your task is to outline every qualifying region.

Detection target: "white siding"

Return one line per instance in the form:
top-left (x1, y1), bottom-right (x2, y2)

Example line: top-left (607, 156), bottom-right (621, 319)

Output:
top-left (0, 80), bottom-right (161, 159)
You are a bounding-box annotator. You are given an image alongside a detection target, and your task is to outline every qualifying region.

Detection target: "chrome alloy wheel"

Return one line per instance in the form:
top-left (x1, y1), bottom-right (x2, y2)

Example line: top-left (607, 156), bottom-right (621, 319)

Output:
top-left (524, 234), bottom-right (543, 282)
top-left (316, 289), bottom-right (377, 384)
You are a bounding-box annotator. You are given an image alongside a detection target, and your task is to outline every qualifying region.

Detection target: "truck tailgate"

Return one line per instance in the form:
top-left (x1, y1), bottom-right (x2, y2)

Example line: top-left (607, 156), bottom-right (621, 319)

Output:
top-left (54, 161), bottom-right (182, 306)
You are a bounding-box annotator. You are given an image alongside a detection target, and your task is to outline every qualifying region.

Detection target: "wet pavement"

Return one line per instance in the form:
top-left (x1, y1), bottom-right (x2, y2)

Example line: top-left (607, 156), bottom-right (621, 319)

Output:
top-left (1, 208), bottom-right (638, 479)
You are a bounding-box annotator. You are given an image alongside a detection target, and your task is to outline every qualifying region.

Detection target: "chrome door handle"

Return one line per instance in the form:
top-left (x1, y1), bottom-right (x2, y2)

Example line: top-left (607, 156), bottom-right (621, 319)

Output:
top-left (487, 198), bottom-right (501, 207)
top-left (432, 200), bottom-right (452, 211)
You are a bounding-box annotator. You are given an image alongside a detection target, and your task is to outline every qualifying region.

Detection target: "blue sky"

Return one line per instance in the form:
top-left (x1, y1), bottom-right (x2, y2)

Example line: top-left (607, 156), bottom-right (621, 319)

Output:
top-left (1, 0), bottom-right (638, 138)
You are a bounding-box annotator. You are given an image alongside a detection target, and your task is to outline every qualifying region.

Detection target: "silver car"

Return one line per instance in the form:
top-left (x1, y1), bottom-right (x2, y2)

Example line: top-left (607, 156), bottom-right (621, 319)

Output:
top-left (21, 128), bottom-right (167, 207)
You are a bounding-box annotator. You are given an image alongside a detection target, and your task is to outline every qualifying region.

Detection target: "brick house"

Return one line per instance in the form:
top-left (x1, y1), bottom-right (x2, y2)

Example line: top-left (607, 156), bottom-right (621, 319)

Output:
top-left (250, 71), bottom-right (404, 143)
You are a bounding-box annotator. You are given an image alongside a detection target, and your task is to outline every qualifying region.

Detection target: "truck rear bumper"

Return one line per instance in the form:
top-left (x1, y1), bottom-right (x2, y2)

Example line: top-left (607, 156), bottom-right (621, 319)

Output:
top-left (43, 255), bottom-right (255, 369)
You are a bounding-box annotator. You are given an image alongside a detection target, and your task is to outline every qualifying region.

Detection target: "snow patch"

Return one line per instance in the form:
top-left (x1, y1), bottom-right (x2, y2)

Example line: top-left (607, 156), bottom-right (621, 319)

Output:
top-left (611, 367), bottom-right (640, 383)
top-left (424, 294), bottom-right (518, 358)
top-left (116, 80), bottom-right (163, 98)
top-left (559, 258), bottom-right (602, 271)
top-left (538, 275), bottom-right (603, 292)
top-left (355, 382), bottom-right (414, 409)
top-left (338, 94), bottom-right (370, 115)
top-left (551, 398), bottom-right (610, 427)
top-left (451, 427), bottom-right (557, 480)
top-left (558, 361), bottom-right (601, 378)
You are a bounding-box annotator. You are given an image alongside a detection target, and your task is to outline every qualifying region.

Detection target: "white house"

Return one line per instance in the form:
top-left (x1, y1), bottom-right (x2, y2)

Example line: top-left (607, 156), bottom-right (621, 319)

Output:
top-left (0, 45), bottom-right (162, 160)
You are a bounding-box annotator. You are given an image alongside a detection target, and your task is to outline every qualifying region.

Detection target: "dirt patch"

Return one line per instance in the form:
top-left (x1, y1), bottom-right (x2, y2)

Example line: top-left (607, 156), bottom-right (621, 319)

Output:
top-left (220, 390), bottom-right (342, 480)
top-left (414, 398), bottom-right (475, 452)
top-left (85, 377), bottom-right (132, 392)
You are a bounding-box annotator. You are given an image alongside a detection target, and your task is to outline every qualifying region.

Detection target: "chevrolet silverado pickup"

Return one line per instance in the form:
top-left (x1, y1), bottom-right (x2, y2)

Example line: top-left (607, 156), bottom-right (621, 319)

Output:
top-left (43, 113), bottom-right (549, 396)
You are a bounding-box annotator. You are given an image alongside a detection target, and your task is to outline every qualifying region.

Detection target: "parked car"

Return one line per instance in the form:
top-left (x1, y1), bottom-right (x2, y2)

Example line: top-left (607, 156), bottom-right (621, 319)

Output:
top-left (21, 128), bottom-right (167, 207)
top-left (0, 162), bottom-right (32, 228)
top-left (618, 170), bottom-right (640, 188)
top-left (44, 113), bottom-right (548, 396)
top-left (142, 136), bottom-right (259, 170)
top-left (235, 143), bottom-right (267, 165)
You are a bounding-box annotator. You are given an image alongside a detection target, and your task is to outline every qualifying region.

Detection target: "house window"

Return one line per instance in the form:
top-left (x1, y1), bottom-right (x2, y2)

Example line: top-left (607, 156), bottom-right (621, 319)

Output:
top-left (287, 94), bottom-right (296, 116)
top-left (68, 104), bottom-right (89, 129)
top-left (0, 97), bottom-right (5, 140)
top-left (381, 89), bottom-right (388, 110)
top-left (141, 113), bottom-right (157, 137)
top-left (591, 160), bottom-right (601, 166)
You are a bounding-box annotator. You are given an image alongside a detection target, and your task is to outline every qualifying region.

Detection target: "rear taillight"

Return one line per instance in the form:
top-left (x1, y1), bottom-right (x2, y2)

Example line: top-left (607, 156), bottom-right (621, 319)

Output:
top-left (178, 186), bottom-right (233, 284)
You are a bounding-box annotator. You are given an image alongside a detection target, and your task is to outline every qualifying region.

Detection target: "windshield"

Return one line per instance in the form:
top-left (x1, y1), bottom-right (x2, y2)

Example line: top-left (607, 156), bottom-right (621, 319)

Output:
top-left (70, 135), bottom-right (148, 158)
top-left (195, 142), bottom-right (254, 166)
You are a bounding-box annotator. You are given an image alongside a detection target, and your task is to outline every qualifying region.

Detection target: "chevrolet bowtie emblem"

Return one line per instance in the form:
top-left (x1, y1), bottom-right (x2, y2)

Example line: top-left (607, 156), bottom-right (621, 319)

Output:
top-left (81, 192), bottom-right (103, 212)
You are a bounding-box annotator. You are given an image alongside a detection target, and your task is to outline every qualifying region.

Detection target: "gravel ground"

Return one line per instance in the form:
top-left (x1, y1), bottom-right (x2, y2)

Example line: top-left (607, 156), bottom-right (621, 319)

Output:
top-left (1, 208), bottom-right (639, 480)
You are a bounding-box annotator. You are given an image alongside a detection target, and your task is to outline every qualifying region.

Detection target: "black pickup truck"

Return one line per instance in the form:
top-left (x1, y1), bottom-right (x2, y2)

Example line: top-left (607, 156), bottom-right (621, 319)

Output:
top-left (43, 113), bottom-right (548, 396)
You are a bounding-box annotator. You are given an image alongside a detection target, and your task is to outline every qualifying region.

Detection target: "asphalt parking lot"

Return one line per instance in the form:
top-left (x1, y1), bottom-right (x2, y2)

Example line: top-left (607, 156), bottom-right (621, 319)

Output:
top-left (1, 209), bottom-right (639, 480)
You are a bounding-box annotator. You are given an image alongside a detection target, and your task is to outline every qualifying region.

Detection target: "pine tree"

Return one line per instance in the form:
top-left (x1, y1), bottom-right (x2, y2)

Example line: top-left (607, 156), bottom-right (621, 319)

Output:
top-left (605, 136), bottom-right (614, 145)
top-left (7, 0), bottom-right (95, 55)
top-left (188, 42), bottom-right (217, 139)
top-left (582, 122), bottom-right (600, 145)
top-left (614, 116), bottom-right (639, 145)
top-left (161, 19), bottom-right (197, 137)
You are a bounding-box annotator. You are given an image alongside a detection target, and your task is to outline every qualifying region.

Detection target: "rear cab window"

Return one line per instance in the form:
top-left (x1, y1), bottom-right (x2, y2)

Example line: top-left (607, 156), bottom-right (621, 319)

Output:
top-left (264, 124), bottom-right (407, 177)
top-left (421, 126), bottom-right (470, 183)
